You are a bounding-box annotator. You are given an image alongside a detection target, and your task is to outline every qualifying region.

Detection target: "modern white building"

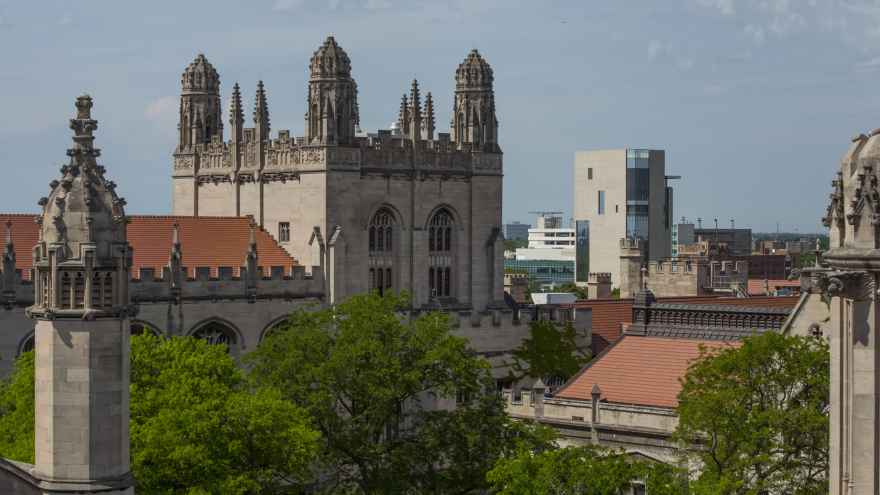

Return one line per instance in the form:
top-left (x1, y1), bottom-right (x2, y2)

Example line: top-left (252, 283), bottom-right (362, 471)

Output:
top-left (573, 149), bottom-right (674, 288)
top-left (515, 214), bottom-right (575, 261)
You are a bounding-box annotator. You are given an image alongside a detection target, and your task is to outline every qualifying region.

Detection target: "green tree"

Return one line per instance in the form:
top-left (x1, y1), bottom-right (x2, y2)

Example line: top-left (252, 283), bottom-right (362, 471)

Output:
top-left (674, 332), bottom-right (829, 494)
top-left (247, 293), bottom-right (522, 494)
top-left (508, 320), bottom-right (590, 383)
top-left (555, 283), bottom-right (588, 300)
top-left (488, 441), bottom-right (684, 495)
top-left (503, 239), bottom-right (528, 252)
top-left (0, 351), bottom-right (34, 463)
top-left (0, 335), bottom-right (320, 495)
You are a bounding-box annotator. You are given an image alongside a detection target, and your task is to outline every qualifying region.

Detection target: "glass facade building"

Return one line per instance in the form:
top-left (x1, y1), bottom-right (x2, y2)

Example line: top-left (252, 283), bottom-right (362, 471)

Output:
top-left (626, 149), bottom-right (650, 241)
top-left (575, 220), bottom-right (590, 282)
top-left (505, 259), bottom-right (575, 289)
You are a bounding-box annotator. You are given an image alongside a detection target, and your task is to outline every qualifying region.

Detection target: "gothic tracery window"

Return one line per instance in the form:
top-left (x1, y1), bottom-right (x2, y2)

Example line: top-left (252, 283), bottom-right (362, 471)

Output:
top-left (369, 208), bottom-right (396, 296)
top-left (192, 321), bottom-right (237, 351)
top-left (428, 208), bottom-right (455, 299)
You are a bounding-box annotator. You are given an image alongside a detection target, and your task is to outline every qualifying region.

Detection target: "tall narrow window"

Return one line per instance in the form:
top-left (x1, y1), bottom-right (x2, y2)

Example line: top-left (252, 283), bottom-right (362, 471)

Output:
top-left (598, 190), bottom-right (605, 215)
top-left (587, 167), bottom-right (593, 180)
top-left (278, 222), bottom-right (290, 243)
top-left (428, 208), bottom-right (455, 298)
top-left (369, 208), bottom-right (396, 295)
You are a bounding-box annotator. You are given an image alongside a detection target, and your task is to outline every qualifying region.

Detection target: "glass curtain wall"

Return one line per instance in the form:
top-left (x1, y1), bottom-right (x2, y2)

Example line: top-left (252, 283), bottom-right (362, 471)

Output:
top-left (626, 149), bottom-right (650, 243)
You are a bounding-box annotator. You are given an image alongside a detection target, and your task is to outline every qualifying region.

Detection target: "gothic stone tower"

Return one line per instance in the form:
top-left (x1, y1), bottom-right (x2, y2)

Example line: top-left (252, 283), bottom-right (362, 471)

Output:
top-left (171, 36), bottom-right (505, 312)
top-left (822, 130), bottom-right (880, 494)
top-left (27, 95), bottom-right (134, 494)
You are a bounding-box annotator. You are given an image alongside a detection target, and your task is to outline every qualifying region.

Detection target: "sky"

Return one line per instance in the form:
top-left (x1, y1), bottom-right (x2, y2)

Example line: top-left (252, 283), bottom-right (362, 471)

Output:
top-left (0, 0), bottom-right (877, 233)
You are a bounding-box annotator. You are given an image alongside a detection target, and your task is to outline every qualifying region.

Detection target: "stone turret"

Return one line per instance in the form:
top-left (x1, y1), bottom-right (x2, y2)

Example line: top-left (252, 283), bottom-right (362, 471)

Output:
top-left (25, 95), bottom-right (135, 494)
top-left (305, 36), bottom-right (358, 145)
top-left (619, 237), bottom-right (644, 299)
top-left (822, 128), bottom-right (880, 494)
top-left (177, 54), bottom-right (222, 150)
top-left (452, 49), bottom-right (499, 152)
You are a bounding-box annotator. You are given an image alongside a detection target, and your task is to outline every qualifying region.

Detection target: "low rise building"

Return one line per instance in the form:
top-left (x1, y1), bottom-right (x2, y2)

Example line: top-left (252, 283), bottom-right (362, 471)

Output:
top-left (503, 221), bottom-right (530, 242)
top-left (505, 289), bottom-right (795, 465)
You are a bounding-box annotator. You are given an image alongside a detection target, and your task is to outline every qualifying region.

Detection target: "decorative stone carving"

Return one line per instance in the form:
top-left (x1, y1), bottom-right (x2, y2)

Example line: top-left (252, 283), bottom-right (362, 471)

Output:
top-left (815, 270), bottom-right (874, 301)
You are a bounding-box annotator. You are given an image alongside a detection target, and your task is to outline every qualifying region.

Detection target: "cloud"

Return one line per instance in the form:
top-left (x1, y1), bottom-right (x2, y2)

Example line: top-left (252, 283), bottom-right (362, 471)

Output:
top-left (856, 56), bottom-right (880, 71)
top-left (364, 0), bottom-right (392, 9)
top-left (648, 39), bottom-right (664, 59)
top-left (58, 14), bottom-right (72, 26)
top-left (144, 96), bottom-right (178, 122)
top-left (744, 24), bottom-right (765, 44)
top-left (696, 0), bottom-right (735, 16)
top-left (647, 40), bottom-right (695, 71)
top-left (272, 0), bottom-right (304, 11)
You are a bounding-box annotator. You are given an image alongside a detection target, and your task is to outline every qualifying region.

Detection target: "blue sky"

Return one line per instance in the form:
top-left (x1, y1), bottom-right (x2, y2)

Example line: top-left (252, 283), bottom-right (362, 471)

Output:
top-left (0, 0), bottom-right (876, 233)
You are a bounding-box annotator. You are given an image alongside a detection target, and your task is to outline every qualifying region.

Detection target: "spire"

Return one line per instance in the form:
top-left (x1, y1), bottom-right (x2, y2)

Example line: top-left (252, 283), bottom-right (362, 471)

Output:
top-left (2, 220), bottom-right (14, 308)
top-left (4, 221), bottom-right (12, 251)
top-left (398, 94), bottom-right (409, 136)
top-left (229, 82), bottom-right (244, 143)
top-left (245, 219), bottom-right (259, 295)
top-left (423, 92), bottom-right (435, 141)
top-left (254, 80), bottom-right (270, 141)
top-left (169, 222), bottom-right (183, 291)
top-left (408, 79), bottom-right (422, 142)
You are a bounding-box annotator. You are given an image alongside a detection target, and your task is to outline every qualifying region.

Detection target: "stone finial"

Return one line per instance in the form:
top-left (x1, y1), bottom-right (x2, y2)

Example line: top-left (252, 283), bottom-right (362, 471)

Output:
top-left (229, 82), bottom-right (244, 128)
top-left (591, 384), bottom-right (601, 399)
top-left (398, 94), bottom-right (409, 135)
top-left (254, 80), bottom-right (270, 139)
top-left (4, 221), bottom-right (11, 249)
top-left (423, 92), bottom-right (435, 141)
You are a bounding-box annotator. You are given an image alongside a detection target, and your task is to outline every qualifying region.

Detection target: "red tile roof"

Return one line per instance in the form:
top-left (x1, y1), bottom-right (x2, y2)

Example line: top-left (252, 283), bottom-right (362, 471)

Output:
top-left (554, 335), bottom-right (739, 408)
top-left (0, 214), bottom-right (40, 280)
top-left (747, 279), bottom-right (800, 296)
top-left (571, 295), bottom-right (798, 355)
top-left (0, 214), bottom-right (298, 279)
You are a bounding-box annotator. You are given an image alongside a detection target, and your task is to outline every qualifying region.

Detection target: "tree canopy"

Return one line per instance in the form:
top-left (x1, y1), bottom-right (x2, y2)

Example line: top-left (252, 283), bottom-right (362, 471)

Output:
top-left (488, 440), bottom-right (684, 495)
top-left (0, 334), bottom-right (320, 495)
top-left (247, 292), bottom-right (525, 494)
top-left (674, 331), bottom-right (829, 494)
top-left (507, 319), bottom-right (590, 384)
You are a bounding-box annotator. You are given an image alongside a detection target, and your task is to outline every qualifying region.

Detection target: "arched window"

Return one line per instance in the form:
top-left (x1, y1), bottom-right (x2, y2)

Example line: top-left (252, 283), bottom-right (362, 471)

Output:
top-left (131, 322), bottom-right (161, 337)
top-left (192, 321), bottom-right (238, 351)
top-left (428, 208), bottom-right (455, 299)
top-left (18, 332), bottom-right (34, 356)
top-left (368, 208), bottom-right (396, 296)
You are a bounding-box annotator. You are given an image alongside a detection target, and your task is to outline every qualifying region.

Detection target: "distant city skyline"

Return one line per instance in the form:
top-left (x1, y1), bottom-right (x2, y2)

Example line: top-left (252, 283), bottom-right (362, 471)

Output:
top-left (0, 0), bottom-right (876, 232)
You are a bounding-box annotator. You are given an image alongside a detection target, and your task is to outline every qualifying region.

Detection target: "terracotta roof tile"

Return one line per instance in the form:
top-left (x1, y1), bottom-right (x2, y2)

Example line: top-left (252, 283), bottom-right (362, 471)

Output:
top-left (571, 295), bottom-right (798, 355)
top-left (554, 335), bottom-right (739, 408)
top-left (747, 279), bottom-right (800, 296)
top-left (1, 214), bottom-right (298, 279)
top-left (0, 214), bottom-right (39, 280)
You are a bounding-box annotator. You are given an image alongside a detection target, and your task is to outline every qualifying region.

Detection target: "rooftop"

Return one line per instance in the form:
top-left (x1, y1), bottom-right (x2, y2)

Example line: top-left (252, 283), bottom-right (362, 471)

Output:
top-left (554, 335), bottom-right (738, 408)
top-left (570, 295), bottom-right (799, 355)
top-left (0, 214), bottom-right (298, 279)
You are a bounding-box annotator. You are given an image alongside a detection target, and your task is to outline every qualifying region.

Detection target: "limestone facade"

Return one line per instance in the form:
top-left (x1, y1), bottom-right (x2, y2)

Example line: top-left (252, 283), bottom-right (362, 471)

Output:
top-left (170, 37), bottom-right (505, 313)
top-left (810, 129), bottom-right (880, 494)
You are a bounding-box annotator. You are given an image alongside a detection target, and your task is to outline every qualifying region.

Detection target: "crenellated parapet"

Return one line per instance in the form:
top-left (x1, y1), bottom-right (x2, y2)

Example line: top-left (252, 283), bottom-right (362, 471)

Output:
top-left (173, 36), bottom-right (503, 185)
